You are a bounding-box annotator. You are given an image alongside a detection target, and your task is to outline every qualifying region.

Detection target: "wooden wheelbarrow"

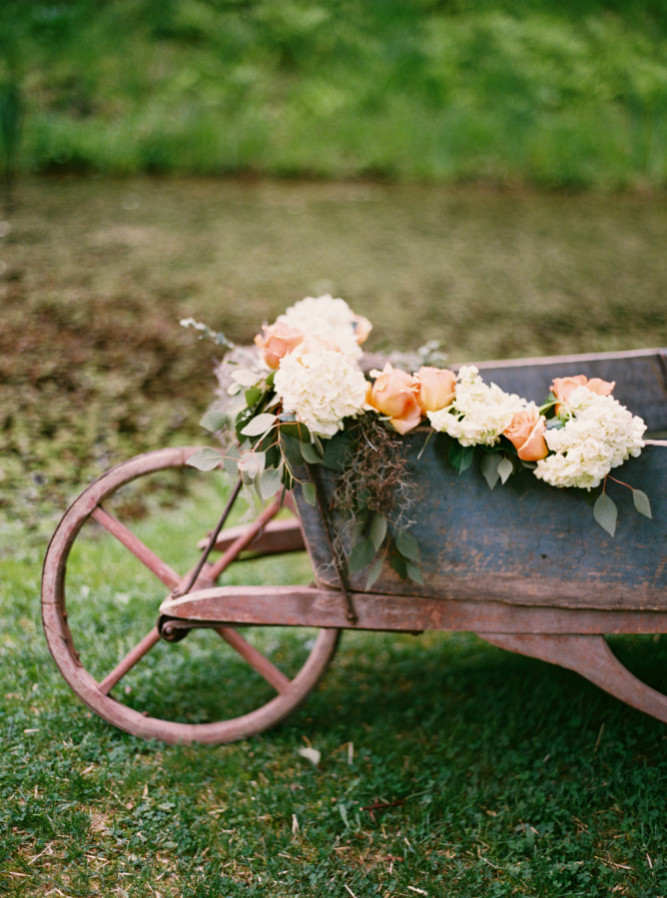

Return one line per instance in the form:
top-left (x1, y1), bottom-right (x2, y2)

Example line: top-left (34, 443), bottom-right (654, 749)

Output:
top-left (42, 348), bottom-right (667, 744)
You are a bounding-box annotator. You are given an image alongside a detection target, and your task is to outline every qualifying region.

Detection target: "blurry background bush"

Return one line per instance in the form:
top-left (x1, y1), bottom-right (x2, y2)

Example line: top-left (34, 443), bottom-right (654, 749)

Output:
top-left (1, 0), bottom-right (666, 188)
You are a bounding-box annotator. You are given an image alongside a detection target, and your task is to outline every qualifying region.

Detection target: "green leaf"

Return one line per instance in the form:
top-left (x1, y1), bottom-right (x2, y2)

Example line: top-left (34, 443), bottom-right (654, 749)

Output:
top-left (395, 530), bottom-right (421, 563)
top-left (480, 452), bottom-right (500, 490)
top-left (593, 492), bottom-right (617, 537)
top-left (406, 561), bottom-right (424, 585)
top-left (632, 489), bottom-right (652, 519)
top-left (449, 441), bottom-right (474, 474)
top-left (322, 431), bottom-right (354, 471)
top-left (186, 448), bottom-right (222, 471)
top-left (365, 556), bottom-right (385, 591)
top-left (497, 457), bottom-right (514, 484)
top-left (244, 385), bottom-right (263, 407)
top-left (348, 538), bottom-right (375, 574)
top-left (300, 441), bottom-right (323, 464)
top-left (280, 434), bottom-right (304, 469)
top-left (369, 513), bottom-right (388, 551)
top-left (280, 421), bottom-right (312, 443)
top-left (258, 467), bottom-right (283, 500)
top-left (390, 553), bottom-right (408, 579)
top-left (301, 481), bottom-right (317, 507)
top-left (240, 413), bottom-right (278, 437)
top-left (199, 408), bottom-right (228, 433)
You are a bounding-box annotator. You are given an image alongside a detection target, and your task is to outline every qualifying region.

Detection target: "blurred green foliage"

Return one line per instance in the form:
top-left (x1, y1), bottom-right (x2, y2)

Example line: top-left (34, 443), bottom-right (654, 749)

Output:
top-left (1, 0), bottom-right (666, 186)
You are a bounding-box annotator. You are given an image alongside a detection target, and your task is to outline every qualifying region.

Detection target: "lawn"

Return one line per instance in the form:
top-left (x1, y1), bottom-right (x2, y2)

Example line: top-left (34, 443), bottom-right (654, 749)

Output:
top-left (3, 474), bottom-right (667, 897)
top-left (2, 173), bottom-right (667, 895)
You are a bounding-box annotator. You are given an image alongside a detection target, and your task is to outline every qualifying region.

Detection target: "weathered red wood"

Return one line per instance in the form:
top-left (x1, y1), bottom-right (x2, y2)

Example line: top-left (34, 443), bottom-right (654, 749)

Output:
top-left (198, 517), bottom-right (306, 556)
top-left (214, 627), bottom-right (291, 693)
top-left (91, 506), bottom-right (181, 589)
top-left (205, 497), bottom-right (289, 581)
top-left (41, 447), bottom-right (340, 744)
top-left (478, 633), bottom-right (667, 724)
top-left (98, 626), bottom-right (161, 695)
top-left (160, 585), bottom-right (667, 634)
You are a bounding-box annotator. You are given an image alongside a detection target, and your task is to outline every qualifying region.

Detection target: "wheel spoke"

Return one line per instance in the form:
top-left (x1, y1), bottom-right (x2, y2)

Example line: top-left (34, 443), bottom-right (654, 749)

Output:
top-left (91, 506), bottom-right (180, 589)
top-left (215, 627), bottom-right (291, 694)
top-left (207, 497), bottom-right (284, 581)
top-left (98, 626), bottom-right (161, 695)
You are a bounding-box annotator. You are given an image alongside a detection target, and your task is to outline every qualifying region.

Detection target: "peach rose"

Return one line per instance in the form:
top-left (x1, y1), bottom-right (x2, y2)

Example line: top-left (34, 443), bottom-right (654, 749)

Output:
top-left (352, 314), bottom-right (373, 345)
top-left (503, 407), bottom-right (548, 461)
top-left (366, 363), bottom-right (423, 434)
top-left (415, 366), bottom-right (457, 413)
top-left (551, 374), bottom-right (615, 412)
top-left (254, 321), bottom-right (304, 369)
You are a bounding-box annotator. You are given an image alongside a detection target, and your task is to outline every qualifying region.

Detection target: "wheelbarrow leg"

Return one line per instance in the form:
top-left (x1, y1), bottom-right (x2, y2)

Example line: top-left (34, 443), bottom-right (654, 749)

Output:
top-left (477, 632), bottom-right (667, 724)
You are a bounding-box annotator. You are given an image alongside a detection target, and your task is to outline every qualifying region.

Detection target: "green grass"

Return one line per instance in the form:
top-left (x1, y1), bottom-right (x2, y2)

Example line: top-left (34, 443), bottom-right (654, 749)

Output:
top-left (2, 480), bottom-right (667, 897)
top-left (1, 0), bottom-right (667, 187)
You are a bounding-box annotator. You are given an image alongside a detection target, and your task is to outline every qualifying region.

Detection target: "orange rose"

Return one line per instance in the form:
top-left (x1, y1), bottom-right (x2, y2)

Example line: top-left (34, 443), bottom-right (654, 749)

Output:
top-left (366, 363), bottom-right (423, 434)
top-left (551, 374), bottom-right (615, 413)
top-left (504, 407), bottom-right (548, 461)
top-left (415, 366), bottom-right (457, 413)
top-left (254, 321), bottom-right (304, 369)
top-left (352, 314), bottom-right (373, 345)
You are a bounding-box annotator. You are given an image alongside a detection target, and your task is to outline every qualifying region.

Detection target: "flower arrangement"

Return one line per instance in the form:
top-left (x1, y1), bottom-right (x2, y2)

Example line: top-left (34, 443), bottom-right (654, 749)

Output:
top-left (183, 295), bottom-right (652, 588)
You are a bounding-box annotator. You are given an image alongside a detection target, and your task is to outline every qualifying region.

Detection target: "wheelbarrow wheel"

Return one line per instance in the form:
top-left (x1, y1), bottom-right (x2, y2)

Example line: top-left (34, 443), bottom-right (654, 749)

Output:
top-left (41, 447), bottom-right (339, 745)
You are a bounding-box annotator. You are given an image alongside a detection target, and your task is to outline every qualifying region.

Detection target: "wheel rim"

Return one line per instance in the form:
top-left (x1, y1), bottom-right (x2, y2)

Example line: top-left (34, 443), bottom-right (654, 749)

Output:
top-left (41, 447), bottom-right (339, 745)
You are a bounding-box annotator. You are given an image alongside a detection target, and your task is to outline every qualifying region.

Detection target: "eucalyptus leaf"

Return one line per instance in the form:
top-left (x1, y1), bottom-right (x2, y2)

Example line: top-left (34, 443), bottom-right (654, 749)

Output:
top-left (369, 513), bottom-right (388, 551)
top-left (240, 413), bottom-right (278, 437)
top-left (301, 481), bottom-right (317, 507)
top-left (258, 467), bottom-right (284, 500)
top-left (199, 408), bottom-right (228, 433)
top-left (632, 489), bottom-right (652, 519)
top-left (348, 538), bottom-right (375, 574)
top-left (185, 448), bottom-right (223, 471)
top-left (365, 556), bottom-right (385, 591)
top-left (237, 451), bottom-right (265, 478)
top-left (390, 553), bottom-right (408, 579)
top-left (406, 561), bottom-right (424, 585)
top-left (222, 451), bottom-right (240, 477)
top-left (593, 492), bottom-right (617, 537)
top-left (497, 457), bottom-right (514, 484)
top-left (449, 441), bottom-right (474, 474)
top-left (244, 385), bottom-right (263, 407)
top-left (280, 434), bottom-right (304, 468)
top-left (395, 530), bottom-right (421, 563)
top-left (480, 452), bottom-right (500, 490)
top-left (280, 421), bottom-right (312, 443)
top-left (322, 431), bottom-right (354, 471)
top-left (300, 441), bottom-right (322, 464)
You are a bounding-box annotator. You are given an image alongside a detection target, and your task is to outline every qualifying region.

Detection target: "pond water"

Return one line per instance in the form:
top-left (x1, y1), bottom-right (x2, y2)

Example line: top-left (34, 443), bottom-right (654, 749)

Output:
top-left (7, 176), bottom-right (667, 361)
top-left (3, 176), bottom-right (667, 525)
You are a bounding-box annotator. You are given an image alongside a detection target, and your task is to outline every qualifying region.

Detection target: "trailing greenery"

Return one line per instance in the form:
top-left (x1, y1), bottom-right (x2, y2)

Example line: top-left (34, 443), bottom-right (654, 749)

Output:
top-left (1, 0), bottom-right (667, 186)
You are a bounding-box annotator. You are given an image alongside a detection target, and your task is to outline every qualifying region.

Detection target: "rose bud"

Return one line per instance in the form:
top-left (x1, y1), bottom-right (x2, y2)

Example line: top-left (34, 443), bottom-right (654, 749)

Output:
top-left (504, 407), bottom-right (548, 461)
top-left (415, 366), bottom-right (457, 413)
top-left (366, 363), bottom-right (423, 434)
top-left (352, 314), bottom-right (373, 345)
top-left (551, 374), bottom-right (615, 413)
top-left (254, 321), bottom-right (304, 369)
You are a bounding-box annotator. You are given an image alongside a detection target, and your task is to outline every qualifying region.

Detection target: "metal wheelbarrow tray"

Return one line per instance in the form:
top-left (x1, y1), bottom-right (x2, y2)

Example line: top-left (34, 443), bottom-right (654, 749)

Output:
top-left (42, 348), bottom-right (667, 744)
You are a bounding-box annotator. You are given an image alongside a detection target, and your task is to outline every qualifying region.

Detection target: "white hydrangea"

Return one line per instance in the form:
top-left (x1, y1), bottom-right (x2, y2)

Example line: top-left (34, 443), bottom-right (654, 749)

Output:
top-left (273, 347), bottom-right (368, 438)
top-left (278, 295), bottom-right (364, 360)
top-left (534, 387), bottom-right (646, 489)
top-left (427, 365), bottom-right (528, 447)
